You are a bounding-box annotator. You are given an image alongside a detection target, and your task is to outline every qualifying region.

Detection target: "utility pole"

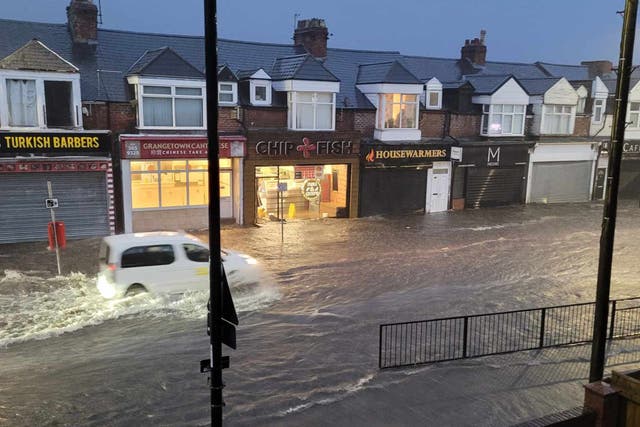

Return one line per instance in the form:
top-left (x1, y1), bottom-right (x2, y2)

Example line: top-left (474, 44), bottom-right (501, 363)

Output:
top-left (203, 0), bottom-right (224, 424)
top-left (589, 0), bottom-right (638, 383)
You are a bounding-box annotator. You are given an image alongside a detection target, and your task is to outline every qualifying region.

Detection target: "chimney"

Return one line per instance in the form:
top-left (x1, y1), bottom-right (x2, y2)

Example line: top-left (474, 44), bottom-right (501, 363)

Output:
top-left (293, 18), bottom-right (329, 59)
top-left (461, 30), bottom-right (487, 66)
top-left (581, 60), bottom-right (614, 78)
top-left (67, 0), bottom-right (98, 45)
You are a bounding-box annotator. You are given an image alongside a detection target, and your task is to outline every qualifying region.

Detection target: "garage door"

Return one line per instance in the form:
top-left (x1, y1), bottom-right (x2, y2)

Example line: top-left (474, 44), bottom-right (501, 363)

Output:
top-left (530, 161), bottom-right (592, 203)
top-left (0, 172), bottom-right (110, 243)
top-left (466, 167), bottom-right (525, 208)
top-left (360, 168), bottom-right (427, 216)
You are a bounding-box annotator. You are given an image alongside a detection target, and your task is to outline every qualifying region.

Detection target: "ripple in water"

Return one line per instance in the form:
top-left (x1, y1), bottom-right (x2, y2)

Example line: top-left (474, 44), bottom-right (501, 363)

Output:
top-left (0, 269), bottom-right (280, 348)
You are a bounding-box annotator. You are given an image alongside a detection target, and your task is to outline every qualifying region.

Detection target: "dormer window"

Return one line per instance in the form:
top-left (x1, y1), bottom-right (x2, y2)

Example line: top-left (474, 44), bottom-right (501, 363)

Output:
top-left (250, 80), bottom-right (271, 106)
top-left (218, 82), bottom-right (237, 104)
top-left (629, 102), bottom-right (640, 128)
top-left (288, 91), bottom-right (335, 130)
top-left (425, 77), bottom-right (443, 110)
top-left (378, 94), bottom-right (418, 129)
top-left (481, 104), bottom-right (525, 136)
top-left (541, 105), bottom-right (575, 135)
top-left (592, 99), bottom-right (605, 124)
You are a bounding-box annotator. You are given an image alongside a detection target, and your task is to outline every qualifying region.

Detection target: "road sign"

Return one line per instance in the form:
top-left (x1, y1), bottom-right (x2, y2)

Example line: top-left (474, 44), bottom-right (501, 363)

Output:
top-left (45, 198), bottom-right (59, 208)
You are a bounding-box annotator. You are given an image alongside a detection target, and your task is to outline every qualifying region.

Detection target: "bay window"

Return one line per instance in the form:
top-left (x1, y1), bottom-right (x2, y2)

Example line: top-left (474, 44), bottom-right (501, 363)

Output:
top-left (141, 84), bottom-right (204, 128)
top-left (481, 104), bottom-right (525, 136)
top-left (1, 73), bottom-right (80, 129)
top-left (288, 91), bottom-right (335, 130)
top-left (377, 94), bottom-right (418, 129)
top-left (542, 105), bottom-right (574, 135)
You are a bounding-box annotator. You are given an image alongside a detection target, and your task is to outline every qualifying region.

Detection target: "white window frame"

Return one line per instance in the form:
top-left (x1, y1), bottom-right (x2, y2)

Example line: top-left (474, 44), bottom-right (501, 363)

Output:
top-left (592, 98), bottom-right (605, 124)
top-left (250, 79), bottom-right (271, 106)
top-left (287, 91), bottom-right (336, 131)
top-left (128, 77), bottom-right (206, 130)
top-left (218, 81), bottom-right (237, 105)
top-left (376, 93), bottom-right (419, 129)
top-left (540, 104), bottom-right (575, 135)
top-left (480, 104), bottom-right (526, 136)
top-left (0, 70), bottom-right (82, 130)
top-left (628, 101), bottom-right (640, 128)
top-left (425, 77), bottom-right (443, 110)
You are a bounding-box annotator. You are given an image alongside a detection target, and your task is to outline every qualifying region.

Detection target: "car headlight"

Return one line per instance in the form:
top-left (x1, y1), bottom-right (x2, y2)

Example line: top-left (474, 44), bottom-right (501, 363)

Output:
top-left (239, 254), bottom-right (258, 265)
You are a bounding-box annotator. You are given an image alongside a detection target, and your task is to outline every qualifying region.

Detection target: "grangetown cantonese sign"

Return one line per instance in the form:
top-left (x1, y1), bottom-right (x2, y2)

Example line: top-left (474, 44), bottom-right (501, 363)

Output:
top-left (0, 132), bottom-right (111, 156)
top-left (254, 137), bottom-right (353, 159)
top-left (119, 135), bottom-right (246, 159)
top-left (362, 144), bottom-right (451, 167)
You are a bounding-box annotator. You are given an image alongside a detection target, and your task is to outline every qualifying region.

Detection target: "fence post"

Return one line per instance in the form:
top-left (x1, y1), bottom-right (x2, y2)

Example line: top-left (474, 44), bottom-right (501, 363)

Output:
top-left (379, 325), bottom-right (383, 369)
top-left (609, 300), bottom-right (617, 340)
top-left (463, 317), bottom-right (468, 358)
top-left (539, 308), bottom-right (546, 348)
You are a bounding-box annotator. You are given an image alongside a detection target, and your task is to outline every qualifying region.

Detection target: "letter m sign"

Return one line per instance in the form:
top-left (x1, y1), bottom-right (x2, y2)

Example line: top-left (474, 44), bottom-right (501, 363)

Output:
top-left (487, 147), bottom-right (500, 166)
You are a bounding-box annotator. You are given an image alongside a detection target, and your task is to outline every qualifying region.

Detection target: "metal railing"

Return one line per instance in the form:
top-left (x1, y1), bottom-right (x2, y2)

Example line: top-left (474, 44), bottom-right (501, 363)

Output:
top-left (379, 297), bottom-right (640, 369)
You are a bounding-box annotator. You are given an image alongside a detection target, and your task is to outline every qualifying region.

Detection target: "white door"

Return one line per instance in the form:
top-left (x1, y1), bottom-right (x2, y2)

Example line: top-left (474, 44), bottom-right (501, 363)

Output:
top-left (426, 166), bottom-right (450, 213)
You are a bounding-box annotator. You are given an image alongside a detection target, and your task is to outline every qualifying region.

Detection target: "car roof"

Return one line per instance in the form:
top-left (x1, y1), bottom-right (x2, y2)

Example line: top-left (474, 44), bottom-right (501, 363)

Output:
top-left (102, 231), bottom-right (205, 252)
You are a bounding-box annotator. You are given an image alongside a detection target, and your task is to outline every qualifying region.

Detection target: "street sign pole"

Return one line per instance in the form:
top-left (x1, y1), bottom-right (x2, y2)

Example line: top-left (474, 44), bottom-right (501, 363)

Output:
top-left (203, 0), bottom-right (224, 425)
top-left (589, 0), bottom-right (638, 383)
top-left (47, 181), bottom-right (62, 276)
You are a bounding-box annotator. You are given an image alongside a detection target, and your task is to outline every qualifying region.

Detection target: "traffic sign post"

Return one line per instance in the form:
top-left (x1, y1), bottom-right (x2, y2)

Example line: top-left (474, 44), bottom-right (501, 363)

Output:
top-left (46, 181), bottom-right (62, 276)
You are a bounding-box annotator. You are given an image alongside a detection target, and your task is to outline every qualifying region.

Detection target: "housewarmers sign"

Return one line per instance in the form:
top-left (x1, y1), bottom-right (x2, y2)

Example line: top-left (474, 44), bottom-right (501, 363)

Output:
top-left (0, 132), bottom-right (111, 156)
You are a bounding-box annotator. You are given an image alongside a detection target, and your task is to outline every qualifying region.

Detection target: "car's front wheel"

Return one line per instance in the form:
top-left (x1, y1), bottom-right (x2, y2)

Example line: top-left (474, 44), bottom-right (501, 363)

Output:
top-left (125, 283), bottom-right (147, 296)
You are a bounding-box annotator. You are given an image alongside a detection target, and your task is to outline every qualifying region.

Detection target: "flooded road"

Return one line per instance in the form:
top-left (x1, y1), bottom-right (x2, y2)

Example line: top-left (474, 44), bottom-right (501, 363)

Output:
top-left (2, 201), bottom-right (640, 426)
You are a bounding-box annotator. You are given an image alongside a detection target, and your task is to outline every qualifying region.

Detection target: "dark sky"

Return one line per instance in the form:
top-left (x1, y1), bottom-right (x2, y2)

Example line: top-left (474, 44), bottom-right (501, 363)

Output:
top-left (1, 0), bottom-right (634, 65)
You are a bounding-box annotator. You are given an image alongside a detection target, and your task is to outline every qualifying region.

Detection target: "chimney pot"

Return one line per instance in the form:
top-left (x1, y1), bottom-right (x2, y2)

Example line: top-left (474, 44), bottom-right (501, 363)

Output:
top-left (461, 31), bottom-right (487, 66)
top-left (67, 0), bottom-right (98, 44)
top-left (293, 17), bottom-right (329, 59)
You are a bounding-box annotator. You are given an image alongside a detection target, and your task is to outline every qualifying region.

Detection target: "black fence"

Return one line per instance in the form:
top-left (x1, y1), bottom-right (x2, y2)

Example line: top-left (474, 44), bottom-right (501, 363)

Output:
top-left (379, 297), bottom-right (640, 369)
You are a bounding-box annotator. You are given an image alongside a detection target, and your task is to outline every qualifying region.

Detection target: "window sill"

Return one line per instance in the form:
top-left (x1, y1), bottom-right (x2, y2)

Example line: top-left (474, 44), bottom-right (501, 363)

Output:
top-left (137, 126), bottom-right (206, 130)
top-left (288, 128), bottom-right (335, 131)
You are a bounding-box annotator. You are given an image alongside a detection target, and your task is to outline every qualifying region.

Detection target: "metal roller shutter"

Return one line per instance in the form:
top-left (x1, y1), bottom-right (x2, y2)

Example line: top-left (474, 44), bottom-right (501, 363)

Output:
top-left (360, 168), bottom-right (427, 216)
top-left (530, 161), bottom-right (592, 203)
top-left (466, 167), bottom-right (525, 208)
top-left (0, 172), bottom-right (110, 243)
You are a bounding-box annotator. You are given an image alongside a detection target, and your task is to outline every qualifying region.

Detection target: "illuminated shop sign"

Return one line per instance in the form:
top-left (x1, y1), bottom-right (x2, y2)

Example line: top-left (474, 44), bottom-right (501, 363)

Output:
top-left (255, 137), bottom-right (353, 158)
top-left (0, 132), bottom-right (110, 155)
top-left (120, 135), bottom-right (246, 159)
top-left (362, 145), bottom-right (450, 167)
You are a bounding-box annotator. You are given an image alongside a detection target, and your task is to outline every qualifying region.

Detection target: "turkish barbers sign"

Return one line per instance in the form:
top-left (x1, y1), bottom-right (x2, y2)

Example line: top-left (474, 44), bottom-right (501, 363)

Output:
top-left (0, 132), bottom-right (111, 156)
top-left (362, 144), bottom-right (450, 167)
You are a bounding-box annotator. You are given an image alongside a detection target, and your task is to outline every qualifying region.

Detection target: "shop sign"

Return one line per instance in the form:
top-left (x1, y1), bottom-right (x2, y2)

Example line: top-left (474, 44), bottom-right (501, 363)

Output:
top-left (120, 136), bottom-right (246, 159)
top-left (362, 144), bottom-right (450, 167)
top-left (301, 179), bottom-right (321, 201)
top-left (0, 132), bottom-right (111, 155)
top-left (255, 137), bottom-right (353, 158)
top-left (623, 142), bottom-right (640, 155)
top-left (0, 160), bottom-right (110, 173)
top-left (458, 144), bottom-right (530, 168)
top-left (451, 146), bottom-right (463, 161)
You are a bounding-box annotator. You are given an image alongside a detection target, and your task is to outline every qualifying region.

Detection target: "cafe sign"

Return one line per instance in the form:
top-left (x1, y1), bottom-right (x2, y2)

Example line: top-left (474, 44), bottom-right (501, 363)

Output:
top-left (623, 142), bottom-right (640, 155)
top-left (362, 144), bottom-right (450, 167)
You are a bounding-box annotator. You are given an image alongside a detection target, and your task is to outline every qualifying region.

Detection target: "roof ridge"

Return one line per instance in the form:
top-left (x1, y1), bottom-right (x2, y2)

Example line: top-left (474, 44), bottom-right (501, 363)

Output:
top-left (0, 17), bottom-right (67, 28)
top-left (537, 61), bottom-right (585, 67)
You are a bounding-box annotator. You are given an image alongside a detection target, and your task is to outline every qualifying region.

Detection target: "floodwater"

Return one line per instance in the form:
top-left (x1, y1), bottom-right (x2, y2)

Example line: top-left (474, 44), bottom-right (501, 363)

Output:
top-left (2, 201), bottom-right (640, 426)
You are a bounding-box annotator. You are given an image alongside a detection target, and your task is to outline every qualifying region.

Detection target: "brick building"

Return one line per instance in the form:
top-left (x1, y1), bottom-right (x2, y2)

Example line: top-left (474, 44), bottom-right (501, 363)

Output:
top-left (0, 0), bottom-right (622, 241)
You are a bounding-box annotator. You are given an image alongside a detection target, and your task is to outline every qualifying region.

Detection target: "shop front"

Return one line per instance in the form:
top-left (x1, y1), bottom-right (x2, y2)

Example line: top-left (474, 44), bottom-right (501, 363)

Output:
top-left (452, 141), bottom-right (532, 209)
top-left (359, 143), bottom-right (453, 216)
top-left (619, 141), bottom-right (640, 199)
top-left (243, 131), bottom-right (360, 225)
top-left (119, 134), bottom-right (245, 232)
top-left (0, 131), bottom-right (112, 243)
top-left (526, 141), bottom-right (599, 204)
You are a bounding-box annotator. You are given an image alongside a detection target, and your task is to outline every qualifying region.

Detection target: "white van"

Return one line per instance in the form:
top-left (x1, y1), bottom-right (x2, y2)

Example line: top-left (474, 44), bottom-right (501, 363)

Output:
top-left (97, 231), bottom-right (259, 299)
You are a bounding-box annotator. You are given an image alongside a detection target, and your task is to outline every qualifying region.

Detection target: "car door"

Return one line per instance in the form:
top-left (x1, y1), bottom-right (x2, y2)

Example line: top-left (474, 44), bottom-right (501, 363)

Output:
top-left (181, 243), bottom-right (210, 292)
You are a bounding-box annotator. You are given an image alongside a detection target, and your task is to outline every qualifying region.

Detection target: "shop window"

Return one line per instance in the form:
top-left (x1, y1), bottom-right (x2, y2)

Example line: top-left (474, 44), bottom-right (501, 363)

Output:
top-left (3, 76), bottom-right (79, 129)
top-left (542, 105), bottom-right (574, 134)
top-left (377, 94), bottom-right (418, 129)
top-left (141, 85), bottom-right (204, 128)
top-left (288, 91), bottom-right (335, 130)
top-left (130, 159), bottom-right (230, 209)
top-left (481, 104), bottom-right (525, 136)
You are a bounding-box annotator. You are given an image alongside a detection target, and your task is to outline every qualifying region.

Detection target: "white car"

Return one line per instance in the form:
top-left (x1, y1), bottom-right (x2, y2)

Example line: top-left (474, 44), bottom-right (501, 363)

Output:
top-left (96, 231), bottom-right (259, 299)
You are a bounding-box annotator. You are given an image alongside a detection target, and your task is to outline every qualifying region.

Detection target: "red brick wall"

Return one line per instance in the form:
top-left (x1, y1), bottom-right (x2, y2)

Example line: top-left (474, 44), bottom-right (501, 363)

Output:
top-left (82, 102), bottom-right (136, 134)
top-left (574, 115), bottom-right (590, 137)
top-left (243, 107), bottom-right (287, 129)
top-left (420, 110), bottom-right (446, 138)
top-left (448, 113), bottom-right (481, 138)
top-left (336, 109), bottom-right (354, 132)
top-left (218, 107), bottom-right (243, 132)
top-left (353, 111), bottom-right (375, 137)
